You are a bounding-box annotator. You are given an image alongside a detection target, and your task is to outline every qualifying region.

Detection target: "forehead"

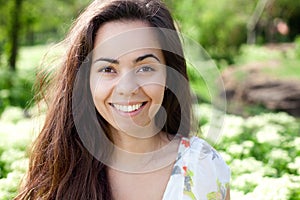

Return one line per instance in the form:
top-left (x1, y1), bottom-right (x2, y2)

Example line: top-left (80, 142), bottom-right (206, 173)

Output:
top-left (93, 20), bottom-right (162, 59)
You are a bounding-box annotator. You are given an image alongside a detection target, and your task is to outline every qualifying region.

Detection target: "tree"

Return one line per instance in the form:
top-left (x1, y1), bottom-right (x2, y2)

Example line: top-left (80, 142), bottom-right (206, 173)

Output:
top-left (0, 0), bottom-right (9, 64)
top-left (0, 0), bottom-right (91, 71)
top-left (167, 0), bottom-right (255, 63)
top-left (8, 0), bottom-right (24, 71)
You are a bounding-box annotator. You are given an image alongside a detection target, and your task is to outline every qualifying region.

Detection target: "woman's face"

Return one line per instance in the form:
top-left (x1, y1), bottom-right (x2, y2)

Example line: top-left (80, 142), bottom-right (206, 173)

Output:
top-left (90, 20), bottom-right (166, 138)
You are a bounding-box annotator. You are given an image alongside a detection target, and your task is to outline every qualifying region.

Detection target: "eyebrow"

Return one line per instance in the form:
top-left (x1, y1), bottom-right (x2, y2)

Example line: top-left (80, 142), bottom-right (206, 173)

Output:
top-left (93, 54), bottom-right (160, 64)
top-left (135, 54), bottom-right (161, 63)
top-left (93, 58), bottom-right (119, 64)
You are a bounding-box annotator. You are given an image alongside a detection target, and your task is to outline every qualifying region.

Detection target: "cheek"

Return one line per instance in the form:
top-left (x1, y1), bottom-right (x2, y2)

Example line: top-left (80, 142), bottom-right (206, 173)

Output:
top-left (90, 76), bottom-right (112, 111)
top-left (138, 69), bottom-right (166, 102)
top-left (151, 86), bottom-right (165, 103)
top-left (143, 84), bottom-right (165, 117)
top-left (143, 85), bottom-right (165, 106)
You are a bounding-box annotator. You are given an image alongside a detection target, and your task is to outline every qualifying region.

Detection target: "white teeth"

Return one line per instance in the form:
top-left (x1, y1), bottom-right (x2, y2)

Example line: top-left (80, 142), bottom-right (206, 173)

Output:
top-left (112, 103), bottom-right (143, 112)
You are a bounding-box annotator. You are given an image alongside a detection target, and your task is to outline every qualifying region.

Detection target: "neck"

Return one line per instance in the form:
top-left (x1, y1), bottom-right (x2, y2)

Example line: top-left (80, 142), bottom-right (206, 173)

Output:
top-left (106, 126), bottom-right (181, 173)
top-left (112, 129), bottom-right (168, 153)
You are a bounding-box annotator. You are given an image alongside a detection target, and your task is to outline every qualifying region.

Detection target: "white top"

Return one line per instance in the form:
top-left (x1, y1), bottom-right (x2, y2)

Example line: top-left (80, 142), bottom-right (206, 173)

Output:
top-left (162, 136), bottom-right (230, 200)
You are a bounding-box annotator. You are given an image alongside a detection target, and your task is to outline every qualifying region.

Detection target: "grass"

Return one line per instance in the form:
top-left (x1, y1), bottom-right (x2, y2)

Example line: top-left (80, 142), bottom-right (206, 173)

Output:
top-left (234, 44), bottom-right (300, 79)
top-left (262, 59), bottom-right (300, 80)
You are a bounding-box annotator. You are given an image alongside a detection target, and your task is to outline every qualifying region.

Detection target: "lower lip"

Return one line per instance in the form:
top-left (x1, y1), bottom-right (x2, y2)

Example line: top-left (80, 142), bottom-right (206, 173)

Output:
top-left (111, 103), bottom-right (147, 117)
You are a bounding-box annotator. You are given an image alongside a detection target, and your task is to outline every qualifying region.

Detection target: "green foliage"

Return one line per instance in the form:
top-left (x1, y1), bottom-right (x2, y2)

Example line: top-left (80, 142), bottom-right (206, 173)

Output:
top-left (0, 110), bottom-right (35, 199)
top-left (186, 43), bottom-right (300, 114)
top-left (1, 102), bottom-right (300, 199)
top-left (0, 0), bottom-right (90, 46)
top-left (0, 0), bottom-right (90, 70)
top-left (197, 104), bottom-right (300, 199)
top-left (295, 36), bottom-right (300, 59)
top-left (19, 0), bottom-right (91, 45)
top-left (234, 44), bottom-right (300, 80)
top-left (1, 0), bottom-right (299, 69)
top-left (168, 0), bottom-right (254, 63)
top-left (0, 68), bottom-right (35, 114)
top-left (235, 45), bottom-right (282, 64)
top-left (166, 0), bottom-right (300, 64)
top-left (0, 45), bottom-right (48, 115)
top-left (187, 64), bottom-right (211, 103)
top-left (0, 0), bottom-right (299, 198)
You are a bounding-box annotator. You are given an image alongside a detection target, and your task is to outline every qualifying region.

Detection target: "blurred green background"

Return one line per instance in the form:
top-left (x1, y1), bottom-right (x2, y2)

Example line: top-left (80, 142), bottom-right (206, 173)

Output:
top-left (0, 0), bottom-right (300, 199)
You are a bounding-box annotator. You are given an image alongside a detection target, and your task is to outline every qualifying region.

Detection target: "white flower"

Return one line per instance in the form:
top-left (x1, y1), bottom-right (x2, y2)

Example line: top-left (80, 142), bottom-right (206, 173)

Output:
top-left (268, 149), bottom-right (291, 163)
top-left (292, 137), bottom-right (300, 152)
top-left (248, 176), bottom-right (292, 200)
top-left (228, 144), bottom-right (244, 156)
top-left (255, 124), bottom-right (283, 145)
top-left (221, 115), bottom-right (245, 138)
top-left (288, 157), bottom-right (300, 174)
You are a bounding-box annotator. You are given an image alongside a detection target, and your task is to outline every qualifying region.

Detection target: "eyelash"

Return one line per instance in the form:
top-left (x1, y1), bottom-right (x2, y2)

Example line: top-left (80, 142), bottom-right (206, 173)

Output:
top-left (98, 66), bottom-right (116, 73)
top-left (98, 65), bottom-right (155, 74)
top-left (137, 66), bottom-right (155, 73)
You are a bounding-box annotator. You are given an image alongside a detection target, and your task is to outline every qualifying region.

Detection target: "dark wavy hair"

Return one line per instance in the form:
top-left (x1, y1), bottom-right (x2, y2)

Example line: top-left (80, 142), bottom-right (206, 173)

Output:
top-left (15, 0), bottom-right (192, 199)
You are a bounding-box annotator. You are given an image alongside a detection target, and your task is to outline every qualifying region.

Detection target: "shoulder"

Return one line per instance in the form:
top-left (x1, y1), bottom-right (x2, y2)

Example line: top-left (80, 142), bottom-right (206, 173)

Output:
top-left (164, 136), bottom-right (230, 200)
top-left (190, 136), bottom-right (230, 174)
top-left (187, 136), bottom-right (230, 180)
top-left (178, 136), bottom-right (230, 199)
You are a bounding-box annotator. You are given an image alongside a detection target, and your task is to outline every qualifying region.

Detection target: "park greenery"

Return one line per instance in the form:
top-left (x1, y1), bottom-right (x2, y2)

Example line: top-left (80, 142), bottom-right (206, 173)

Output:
top-left (0, 0), bottom-right (300, 199)
top-left (1, 102), bottom-right (299, 199)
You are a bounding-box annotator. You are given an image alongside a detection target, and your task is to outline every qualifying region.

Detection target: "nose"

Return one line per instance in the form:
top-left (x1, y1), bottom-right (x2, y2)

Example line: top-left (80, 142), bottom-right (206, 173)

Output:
top-left (115, 71), bottom-right (139, 96)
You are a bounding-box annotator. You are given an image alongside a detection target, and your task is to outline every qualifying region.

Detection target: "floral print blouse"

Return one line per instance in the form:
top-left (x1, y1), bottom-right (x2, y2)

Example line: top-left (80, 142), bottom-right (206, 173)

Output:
top-left (162, 136), bottom-right (230, 200)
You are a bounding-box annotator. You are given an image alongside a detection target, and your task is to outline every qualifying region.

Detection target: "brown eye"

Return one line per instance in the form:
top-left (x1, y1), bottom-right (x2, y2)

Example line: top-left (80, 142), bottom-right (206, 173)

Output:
top-left (98, 66), bottom-right (116, 73)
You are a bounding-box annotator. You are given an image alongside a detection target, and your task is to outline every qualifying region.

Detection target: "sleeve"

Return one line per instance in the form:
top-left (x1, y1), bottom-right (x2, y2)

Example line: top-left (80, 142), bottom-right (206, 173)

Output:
top-left (188, 137), bottom-right (230, 200)
top-left (209, 146), bottom-right (231, 199)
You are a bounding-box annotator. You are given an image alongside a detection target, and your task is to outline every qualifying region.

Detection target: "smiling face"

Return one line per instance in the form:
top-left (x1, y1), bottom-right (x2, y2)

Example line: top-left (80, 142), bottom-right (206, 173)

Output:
top-left (90, 20), bottom-right (166, 139)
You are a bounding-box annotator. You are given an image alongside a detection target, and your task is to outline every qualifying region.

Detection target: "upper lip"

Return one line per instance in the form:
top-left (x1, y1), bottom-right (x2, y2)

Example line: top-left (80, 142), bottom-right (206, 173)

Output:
top-left (109, 101), bottom-right (147, 106)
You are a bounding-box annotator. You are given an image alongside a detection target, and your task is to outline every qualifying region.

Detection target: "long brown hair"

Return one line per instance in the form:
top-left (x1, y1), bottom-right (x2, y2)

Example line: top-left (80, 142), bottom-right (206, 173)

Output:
top-left (15, 0), bottom-right (192, 199)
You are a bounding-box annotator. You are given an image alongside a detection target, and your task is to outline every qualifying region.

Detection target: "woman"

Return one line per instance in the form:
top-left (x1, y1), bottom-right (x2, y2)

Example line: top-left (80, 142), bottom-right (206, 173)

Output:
top-left (16, 0), bottom-right (230, 199)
